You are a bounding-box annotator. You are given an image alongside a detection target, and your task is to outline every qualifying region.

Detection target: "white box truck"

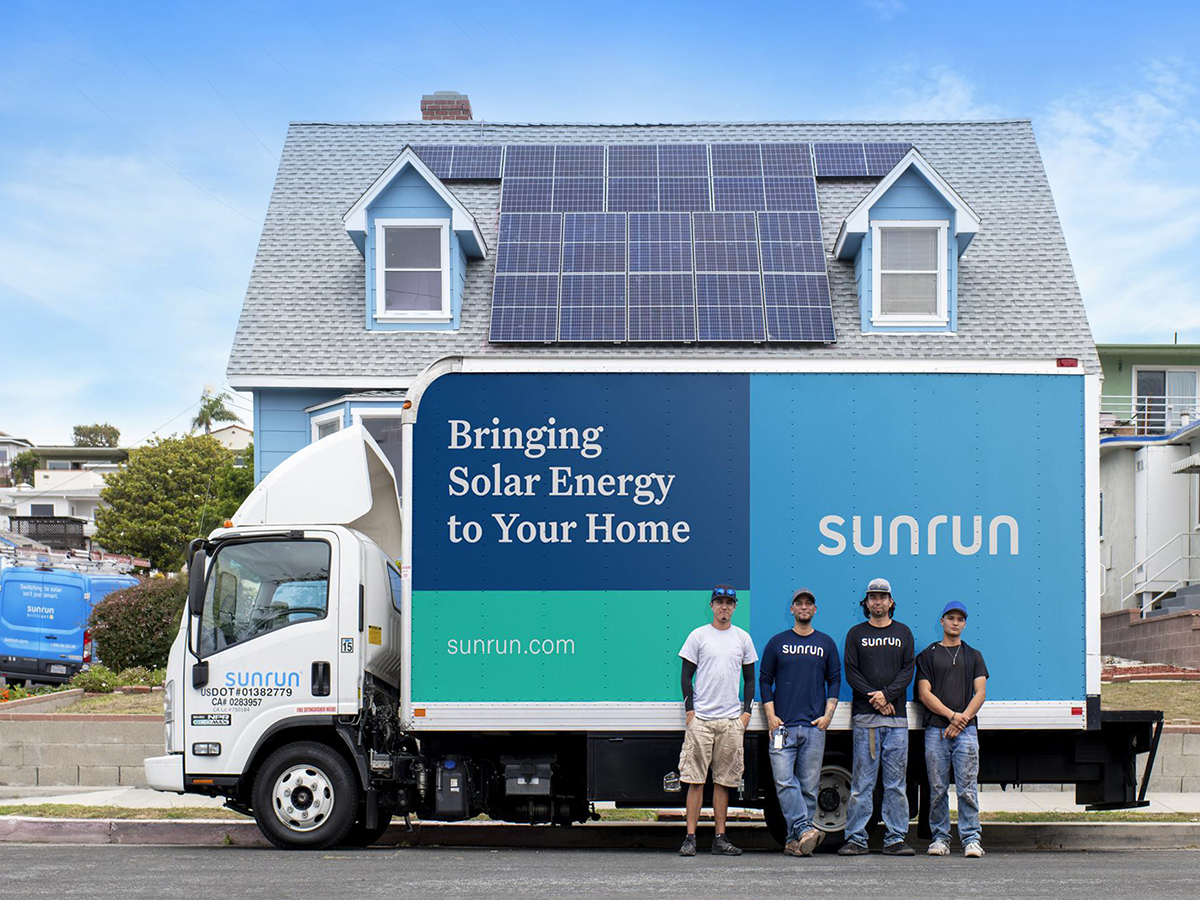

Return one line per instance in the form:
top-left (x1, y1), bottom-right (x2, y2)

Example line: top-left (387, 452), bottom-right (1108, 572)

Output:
top-left (146, 358), bottom-right (1162, 849)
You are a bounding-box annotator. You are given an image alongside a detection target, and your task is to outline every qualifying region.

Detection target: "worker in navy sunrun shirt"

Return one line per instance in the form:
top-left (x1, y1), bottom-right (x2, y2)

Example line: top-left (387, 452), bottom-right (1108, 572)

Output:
top-left (759, 587), bottom-right (841, 857)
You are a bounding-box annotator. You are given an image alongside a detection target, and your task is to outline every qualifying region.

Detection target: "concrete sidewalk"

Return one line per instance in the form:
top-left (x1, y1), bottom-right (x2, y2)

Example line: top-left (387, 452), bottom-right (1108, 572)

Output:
top-left (3, 784), bottom-right (1200, 815)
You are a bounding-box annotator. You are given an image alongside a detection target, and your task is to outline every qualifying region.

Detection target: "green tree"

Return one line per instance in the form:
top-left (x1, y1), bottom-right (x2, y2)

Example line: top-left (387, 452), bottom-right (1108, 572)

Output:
top-left (199, 442), bottom-right (256, 535)
top-left (73, 423), bottom-right (121, 447)
top-left (9, 449), bottom-right (37, 485)
top-left (95, 435), bottom-right (246, 570)
top-left (191, 390), bottom-right (241, 435)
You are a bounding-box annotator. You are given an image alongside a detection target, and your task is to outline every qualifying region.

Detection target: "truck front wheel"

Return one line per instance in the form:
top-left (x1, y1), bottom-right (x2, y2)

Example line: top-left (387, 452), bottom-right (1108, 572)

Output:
top-left (252, 742), bottom-right (359, 850)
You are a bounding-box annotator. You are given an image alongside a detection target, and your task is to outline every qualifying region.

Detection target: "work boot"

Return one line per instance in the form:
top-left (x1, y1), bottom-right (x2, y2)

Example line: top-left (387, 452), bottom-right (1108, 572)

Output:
top-left (882, 841), bottom-right (916, 856)
top-left (798, 827), bottom-right (824, 856)
top-left (711, 833), bottom-right (743, 856)
top-left (783, 838), bottom-right (804, 857)
top-left (837, 842), bottom-right (869, 856)
top-left (678, 833), bottom-right (697, 857)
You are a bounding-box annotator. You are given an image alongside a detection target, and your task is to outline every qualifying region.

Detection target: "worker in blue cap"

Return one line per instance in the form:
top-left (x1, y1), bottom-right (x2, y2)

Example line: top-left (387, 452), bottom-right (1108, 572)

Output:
top-left (915, 601), bottom-right (989, 859)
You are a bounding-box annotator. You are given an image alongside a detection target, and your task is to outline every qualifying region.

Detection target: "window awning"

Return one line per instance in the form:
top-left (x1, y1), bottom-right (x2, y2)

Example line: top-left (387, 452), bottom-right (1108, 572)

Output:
top-left (1172, 452), bottom-right (1200, 474)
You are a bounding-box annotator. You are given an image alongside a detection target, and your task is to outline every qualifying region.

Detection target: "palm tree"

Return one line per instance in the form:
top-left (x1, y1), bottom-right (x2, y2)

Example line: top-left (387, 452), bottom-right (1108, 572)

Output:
top-left (192, 390), bottom-right (241, 435)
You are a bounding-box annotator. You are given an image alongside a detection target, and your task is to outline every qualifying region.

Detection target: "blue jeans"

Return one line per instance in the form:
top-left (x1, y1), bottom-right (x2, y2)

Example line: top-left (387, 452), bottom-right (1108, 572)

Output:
top-left (846, 724), bottom-right (909, 847)
top-left (925, 724), bottom-right (981, 847)
top-left (768, 724), bottom-right (826, 841)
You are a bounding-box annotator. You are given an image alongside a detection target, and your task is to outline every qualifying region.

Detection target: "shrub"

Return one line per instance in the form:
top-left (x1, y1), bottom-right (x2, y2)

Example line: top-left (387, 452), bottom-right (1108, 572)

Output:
top-left (117, 666), bottom-right (166, 687)
top-left (71, 664), bottom-right (118, 693)
top-left (89, 576), bottom-right (187, 671)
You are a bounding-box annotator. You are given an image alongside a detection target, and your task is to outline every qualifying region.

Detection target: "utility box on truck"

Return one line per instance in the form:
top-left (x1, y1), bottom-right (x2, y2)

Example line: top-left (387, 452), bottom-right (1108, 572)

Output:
top-left (147, 358), bottom-right (1160, 850)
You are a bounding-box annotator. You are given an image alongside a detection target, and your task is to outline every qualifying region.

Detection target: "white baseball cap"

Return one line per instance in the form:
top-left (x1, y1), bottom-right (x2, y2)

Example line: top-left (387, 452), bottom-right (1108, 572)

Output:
top-left (864, 577), bottom-right (892, 597)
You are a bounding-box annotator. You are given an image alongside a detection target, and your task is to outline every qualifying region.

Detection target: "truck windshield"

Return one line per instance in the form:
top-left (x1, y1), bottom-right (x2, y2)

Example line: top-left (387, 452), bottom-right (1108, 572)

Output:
top-left (198, 540), bottom-right (330, 656)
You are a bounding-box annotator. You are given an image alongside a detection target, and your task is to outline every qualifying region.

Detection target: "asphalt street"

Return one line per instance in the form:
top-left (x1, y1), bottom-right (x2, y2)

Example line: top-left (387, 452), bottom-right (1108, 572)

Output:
top-left (3, 845), bottom-right (1199, 900)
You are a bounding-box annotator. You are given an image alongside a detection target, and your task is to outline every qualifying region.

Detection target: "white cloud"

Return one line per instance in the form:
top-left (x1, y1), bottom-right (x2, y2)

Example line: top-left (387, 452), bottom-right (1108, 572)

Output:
top-left (862, 0), bottom-right (906, 21)
top-left (857, 66), bottom-right (1004, 120)
top-left (1040, 60), bottom-right (1200, 342)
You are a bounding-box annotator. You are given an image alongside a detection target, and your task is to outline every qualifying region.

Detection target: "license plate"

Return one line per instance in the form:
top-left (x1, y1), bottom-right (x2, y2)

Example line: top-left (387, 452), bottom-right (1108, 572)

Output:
top-left (48, 664), bottom-right (67, 675)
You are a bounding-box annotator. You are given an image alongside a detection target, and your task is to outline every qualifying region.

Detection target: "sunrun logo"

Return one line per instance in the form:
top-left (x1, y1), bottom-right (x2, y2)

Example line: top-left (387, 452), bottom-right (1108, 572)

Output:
top-left (26, 605), bottom-right (55, 620)
top-left (224, 670), bottom-right (301, 688)
top-left (818, 515), bottom-right (1019, 557)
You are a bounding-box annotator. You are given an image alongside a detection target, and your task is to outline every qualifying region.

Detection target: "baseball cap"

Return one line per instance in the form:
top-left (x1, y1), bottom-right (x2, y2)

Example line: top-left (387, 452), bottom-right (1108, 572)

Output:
top-left (941, 601), bottom-right (968, 618)
top-left (711, 584), bottom-right (738, 602)
top-left (791, 588), bottom-right (816, 604)
top-left (864, 577), bottom-right (892, 597)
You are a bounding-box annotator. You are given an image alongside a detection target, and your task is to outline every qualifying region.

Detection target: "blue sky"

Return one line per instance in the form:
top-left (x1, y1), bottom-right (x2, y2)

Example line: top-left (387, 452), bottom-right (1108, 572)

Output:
top-left (1, 0), bottom-right (1198, 445)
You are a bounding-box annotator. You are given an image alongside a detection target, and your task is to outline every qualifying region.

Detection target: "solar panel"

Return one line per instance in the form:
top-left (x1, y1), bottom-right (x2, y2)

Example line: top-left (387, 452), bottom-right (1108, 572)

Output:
top-left (490, 274), bottom-right (560, 342)
top-left (498, 212), bottom-right (562, 243)
top-left (608, 145), bottom-right (658, 177)
top-left (658, 145), bottom-right (709, 177)
top-left (411, 145), bottom-right (452, 178)
top-left (607, 177), bottom-right (659, 212)
top-left (554, 145), bottom-right (605, 178)
top-left (629, 211), bottom-right (691, 242)
top-left (713, 177), bottom-right (766, 211)
top-left (562, 243), bottom-right (626, 273)
top-left (552, 178), bottom-right (605, 212)
top-left (760, 241), bottom-right (826, 273)
top-left (761, 143), bottom-right (814, 177)
top-left (694, 241), bottom-right (760, 272)
top-left (564, 212), bottom-right (625, 243)
top-left (711, 144), bottom-right (763, 177)
top-left (693, 212), bottom-right (757, 242)
top-left (757, 211), bottom-right (836, 342)
top-left (504, 145), bottom-right (555, 178)
top-left (762, 273), bottom-right (832, 304)
top-left (659, 178), bottom-right (711, 211)
top-left (696, 274), bottom-right (765, 341)
top-left (757, 211), bottom-right (822, 242)
top-left (628, 274), bottom-right (696, 342)
top-left (449, 145), bottom-right (502, 179)
top-left (764, 177), bottom-right (817, 211)
top-left (864, 142), bottom-right (913, 176)
top-left (559, 274), bottom-right (627, 342)
top-left (496, 242), bottom-right (561, 274)
top-left (501, 179), bottom-right (554, 212)
top-left (764, 296), bottom-right (835, 342)
top-left (813, 142), bottom-right (868, 177)
top-left (629, 241), bottom-right (693, 272)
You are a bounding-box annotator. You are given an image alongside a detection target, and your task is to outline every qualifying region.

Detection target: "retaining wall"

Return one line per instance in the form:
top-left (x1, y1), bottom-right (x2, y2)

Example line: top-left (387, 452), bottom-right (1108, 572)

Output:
top-left (1101, 609), bottom-right (1200, 669)
top-left (0, 713), bottom-right (162, 788)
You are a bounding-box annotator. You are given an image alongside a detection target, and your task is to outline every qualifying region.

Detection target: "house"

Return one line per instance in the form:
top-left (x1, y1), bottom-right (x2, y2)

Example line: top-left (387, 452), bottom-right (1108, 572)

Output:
top-left (1097, 344), bottom-right (1200, 618)
top-left (0, 431), bottom-right (34, 486)
top-left (227, 93), bottom-right (1099, 491)
top-left (209, 423), bottom-right (253, 451)
top-left (0, 445), bottom-right (128, 550)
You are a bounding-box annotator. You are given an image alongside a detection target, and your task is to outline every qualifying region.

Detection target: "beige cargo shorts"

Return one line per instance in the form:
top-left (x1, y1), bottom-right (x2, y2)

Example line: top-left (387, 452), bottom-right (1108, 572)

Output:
top-left (678, 715), bottom-right (745, 788)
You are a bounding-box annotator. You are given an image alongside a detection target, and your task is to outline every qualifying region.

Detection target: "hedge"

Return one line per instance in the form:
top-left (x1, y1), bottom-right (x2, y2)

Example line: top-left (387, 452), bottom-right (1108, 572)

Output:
top-left (88, 576), bottom-right (187, 671)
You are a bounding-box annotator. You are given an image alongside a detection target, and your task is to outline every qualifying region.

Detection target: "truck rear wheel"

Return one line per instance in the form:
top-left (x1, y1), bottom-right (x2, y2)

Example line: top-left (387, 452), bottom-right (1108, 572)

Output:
top-left (252, 742), bottom-right (358, 850)
top-left (339, 814), bottom-right (393, 848)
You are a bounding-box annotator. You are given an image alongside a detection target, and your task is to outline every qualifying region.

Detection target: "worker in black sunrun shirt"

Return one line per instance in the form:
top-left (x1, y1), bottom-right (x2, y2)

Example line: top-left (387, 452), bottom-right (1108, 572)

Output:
top-left (916, 601), bottom-right (989, 859)
top-left (838, 577), bottom-right (916, 857)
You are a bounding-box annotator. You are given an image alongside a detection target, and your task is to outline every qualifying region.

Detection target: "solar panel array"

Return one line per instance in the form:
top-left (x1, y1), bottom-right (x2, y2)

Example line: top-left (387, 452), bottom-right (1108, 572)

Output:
top-left (402, 141), bottom-right (911, 342)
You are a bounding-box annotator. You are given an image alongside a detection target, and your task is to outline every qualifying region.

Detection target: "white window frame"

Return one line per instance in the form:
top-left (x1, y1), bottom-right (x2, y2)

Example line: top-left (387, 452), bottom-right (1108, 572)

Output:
top-left (374, 218), bottom-right (452, 323)
top-left (870, 220), bottom-right (949, 327)
top-left (351, 406), bottom-right (406, 490)
top-left (311, 410), bottom-right (344, 442)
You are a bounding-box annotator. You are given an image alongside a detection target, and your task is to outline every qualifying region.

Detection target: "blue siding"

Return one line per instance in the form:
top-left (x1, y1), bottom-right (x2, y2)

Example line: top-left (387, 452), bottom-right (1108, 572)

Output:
top-left (365, 167), bottom-right (462, 333)
top-left (856, 168), bottom-right (960, 334)
top-left (253, 388), bottom-right (342, 482)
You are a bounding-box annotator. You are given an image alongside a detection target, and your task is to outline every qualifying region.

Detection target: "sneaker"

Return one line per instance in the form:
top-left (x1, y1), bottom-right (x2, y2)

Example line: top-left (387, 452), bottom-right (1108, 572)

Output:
top-left (783, 838), bottom-right (804, 857)
top-left (798, 827), bottom-right (824, 857)
top-left (882, 841), bottom-right (916, 856)
top-left (927, 840), bottom-right (950, 856)
top-left (964, 842), bottom-right (985, 858)
top-left (837, 842), bottom-right (870, 856)
top-left (711, 834), bottom-right (743, 856)
top-left (678, 834), bottom-right (697, 857)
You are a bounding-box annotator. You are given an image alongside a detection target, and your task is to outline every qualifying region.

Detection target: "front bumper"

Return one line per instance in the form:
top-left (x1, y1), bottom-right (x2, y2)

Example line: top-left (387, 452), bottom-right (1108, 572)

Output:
top-left (144, 754), bottom-right (185, 792)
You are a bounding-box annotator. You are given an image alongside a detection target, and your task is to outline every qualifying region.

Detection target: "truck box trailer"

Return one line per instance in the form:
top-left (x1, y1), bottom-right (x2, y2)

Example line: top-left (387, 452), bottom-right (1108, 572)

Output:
top-left (146, 358), bottom-right (1162, 849)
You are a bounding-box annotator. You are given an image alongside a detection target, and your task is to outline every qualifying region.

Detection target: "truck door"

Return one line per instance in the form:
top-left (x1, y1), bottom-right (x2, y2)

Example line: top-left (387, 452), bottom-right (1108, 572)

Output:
top-left (184, 536), bottom-right (340, 775)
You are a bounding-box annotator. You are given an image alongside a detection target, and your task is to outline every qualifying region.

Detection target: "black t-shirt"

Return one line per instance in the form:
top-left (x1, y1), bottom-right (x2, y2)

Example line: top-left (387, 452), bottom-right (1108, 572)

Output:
top-left (843, 620), bottom-right (915, 718)
top-left (915, 640), bottom-right (989, 728)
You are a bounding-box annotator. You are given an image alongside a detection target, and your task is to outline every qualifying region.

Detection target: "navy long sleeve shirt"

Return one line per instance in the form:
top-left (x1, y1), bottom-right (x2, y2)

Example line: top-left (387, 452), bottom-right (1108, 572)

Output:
top-left (758, 628), bottom-right (841, 726)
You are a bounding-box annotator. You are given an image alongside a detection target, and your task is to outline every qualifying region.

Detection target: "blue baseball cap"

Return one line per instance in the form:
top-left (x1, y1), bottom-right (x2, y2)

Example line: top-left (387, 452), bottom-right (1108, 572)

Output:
top-left (941, 601), bottom-right (968, 618)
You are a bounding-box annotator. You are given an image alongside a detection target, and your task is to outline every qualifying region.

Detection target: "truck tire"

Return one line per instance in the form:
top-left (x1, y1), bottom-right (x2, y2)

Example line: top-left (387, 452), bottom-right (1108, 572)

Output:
top-left (338, 814), bottom-right (393, 848)
top-left (252, 742), bottom-right (359, 850)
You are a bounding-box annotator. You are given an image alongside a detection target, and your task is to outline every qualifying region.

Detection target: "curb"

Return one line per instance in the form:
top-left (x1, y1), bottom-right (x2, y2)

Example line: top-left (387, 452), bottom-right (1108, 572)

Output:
top-left (2, 817), bottom-right (1199, 850)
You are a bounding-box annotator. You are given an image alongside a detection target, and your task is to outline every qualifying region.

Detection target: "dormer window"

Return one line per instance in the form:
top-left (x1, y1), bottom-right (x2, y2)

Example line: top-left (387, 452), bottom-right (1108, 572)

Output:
top-left (375, 219), bottom-right (451, 321)
top-left (872, 221), bottom-right (948, 326)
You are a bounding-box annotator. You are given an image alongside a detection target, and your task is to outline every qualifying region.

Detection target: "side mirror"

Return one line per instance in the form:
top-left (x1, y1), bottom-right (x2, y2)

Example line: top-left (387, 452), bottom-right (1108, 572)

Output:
top-left (187, 541), bottom-right (208, 617)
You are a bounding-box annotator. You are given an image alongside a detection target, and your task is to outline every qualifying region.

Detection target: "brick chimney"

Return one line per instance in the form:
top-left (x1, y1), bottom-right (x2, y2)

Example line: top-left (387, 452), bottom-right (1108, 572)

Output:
top-left (421, 91), bottom-right (473, 121)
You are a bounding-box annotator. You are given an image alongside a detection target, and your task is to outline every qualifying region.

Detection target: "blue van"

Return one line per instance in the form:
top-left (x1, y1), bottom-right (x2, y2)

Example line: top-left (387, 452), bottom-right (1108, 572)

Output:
top-left (0, 567), bottom-right (138, 684)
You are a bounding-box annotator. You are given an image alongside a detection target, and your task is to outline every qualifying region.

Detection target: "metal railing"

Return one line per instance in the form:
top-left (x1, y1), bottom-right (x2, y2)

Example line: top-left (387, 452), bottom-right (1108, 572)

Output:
top-left (1100, 393), bottom-right (1199, 436)
top-left (1120, 531), bottom-right (1200, 616)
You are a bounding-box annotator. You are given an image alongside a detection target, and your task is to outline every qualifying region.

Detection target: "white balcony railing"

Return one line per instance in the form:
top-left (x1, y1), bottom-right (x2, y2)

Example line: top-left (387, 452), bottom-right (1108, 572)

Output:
top-left (1100, 394), bottom-right (1199, 436)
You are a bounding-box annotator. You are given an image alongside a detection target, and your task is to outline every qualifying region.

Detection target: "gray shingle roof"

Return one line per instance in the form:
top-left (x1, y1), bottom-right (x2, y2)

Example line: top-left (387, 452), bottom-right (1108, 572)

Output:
top-left (227, 120), bottom-right (1098, 382)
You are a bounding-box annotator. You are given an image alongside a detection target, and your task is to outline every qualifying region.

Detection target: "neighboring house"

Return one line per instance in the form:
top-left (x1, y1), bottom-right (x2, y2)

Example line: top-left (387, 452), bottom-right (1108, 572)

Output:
top-left (209, 423), bottom-right (253, 451)
top-left (0, 431), bottom-right (34, 486)
top-left (227, 93), bottom-right (1098, 492)
top-left (0, 445), bottom-right (128, 550)
top-left (1098, 343), bottom-right (1200, 616)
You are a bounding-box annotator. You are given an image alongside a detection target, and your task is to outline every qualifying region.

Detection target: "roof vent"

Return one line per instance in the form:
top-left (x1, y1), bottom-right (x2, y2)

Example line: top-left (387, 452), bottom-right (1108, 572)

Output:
top-left (421, 91), bottom-right (472, 121)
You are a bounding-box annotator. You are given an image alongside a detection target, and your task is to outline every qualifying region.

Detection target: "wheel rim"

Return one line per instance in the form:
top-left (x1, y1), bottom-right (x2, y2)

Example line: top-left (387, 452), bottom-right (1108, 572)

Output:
top-left (813, 764), bottom-right (852, 832)
top-left (271, 763), bottom-right (335, 833)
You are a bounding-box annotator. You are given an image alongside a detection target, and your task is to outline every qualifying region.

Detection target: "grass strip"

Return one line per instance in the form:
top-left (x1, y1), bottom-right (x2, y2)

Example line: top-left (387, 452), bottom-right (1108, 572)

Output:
top-left (0, 804), bottom-right (245, 820)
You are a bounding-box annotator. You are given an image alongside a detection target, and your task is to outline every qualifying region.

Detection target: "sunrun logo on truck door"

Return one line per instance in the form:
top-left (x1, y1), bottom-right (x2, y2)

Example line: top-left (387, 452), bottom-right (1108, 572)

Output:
top-left (816, 514), bottom-right (1019, 557)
